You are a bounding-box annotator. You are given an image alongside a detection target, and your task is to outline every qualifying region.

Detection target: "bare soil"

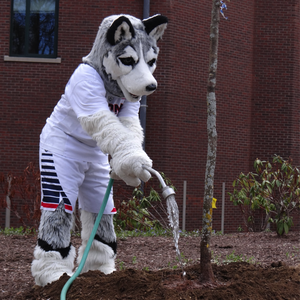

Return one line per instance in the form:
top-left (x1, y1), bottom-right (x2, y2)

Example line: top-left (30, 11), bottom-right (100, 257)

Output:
top-left (1, 231), bottom-right (300, 300)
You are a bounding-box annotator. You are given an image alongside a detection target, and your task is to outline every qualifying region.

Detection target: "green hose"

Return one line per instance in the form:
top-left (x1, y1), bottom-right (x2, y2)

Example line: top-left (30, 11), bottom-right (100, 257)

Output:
top-left (60, 178), bottom-right (114, 300)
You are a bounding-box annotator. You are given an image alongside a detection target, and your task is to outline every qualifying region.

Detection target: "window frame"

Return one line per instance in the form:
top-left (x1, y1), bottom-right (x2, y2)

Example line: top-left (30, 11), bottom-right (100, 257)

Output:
top-left (9, 0), bottom-right (59, 58)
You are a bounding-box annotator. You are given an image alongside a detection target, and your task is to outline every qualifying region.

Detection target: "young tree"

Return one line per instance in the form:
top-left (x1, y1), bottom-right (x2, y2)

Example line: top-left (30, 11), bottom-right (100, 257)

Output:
top-left (200, 0), bottom-right (228, 282)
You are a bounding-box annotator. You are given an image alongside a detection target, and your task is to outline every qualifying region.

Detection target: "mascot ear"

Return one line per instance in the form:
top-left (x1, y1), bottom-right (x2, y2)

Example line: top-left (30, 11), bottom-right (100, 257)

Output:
top-left (143, 14), bottom-right (168, 41)
top-left (107, 16), bottom-right (136, 45)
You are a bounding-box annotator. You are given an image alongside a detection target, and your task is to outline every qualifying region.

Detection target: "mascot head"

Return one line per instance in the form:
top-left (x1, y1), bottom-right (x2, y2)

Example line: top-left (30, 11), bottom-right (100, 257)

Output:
top-left (83, 14), bottom-right (168, 102)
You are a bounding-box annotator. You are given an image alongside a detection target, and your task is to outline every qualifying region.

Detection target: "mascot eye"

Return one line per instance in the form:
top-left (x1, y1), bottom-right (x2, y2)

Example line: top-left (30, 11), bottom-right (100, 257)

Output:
top-left (119, 57), bottom-right (135, 66)
top-left (147, 58), bottom-right (156, 67)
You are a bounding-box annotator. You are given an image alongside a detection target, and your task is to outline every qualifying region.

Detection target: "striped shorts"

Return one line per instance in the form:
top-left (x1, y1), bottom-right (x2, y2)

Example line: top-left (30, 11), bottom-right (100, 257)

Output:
top-left (39, 147), bottom-right (116, 215)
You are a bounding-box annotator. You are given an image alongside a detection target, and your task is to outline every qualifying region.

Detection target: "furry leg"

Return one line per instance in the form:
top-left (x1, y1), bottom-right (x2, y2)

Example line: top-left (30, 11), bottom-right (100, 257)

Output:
top-left (31, 202), bottom-right (75, 286)
top-left (77, 210), bottom-right (116, 274)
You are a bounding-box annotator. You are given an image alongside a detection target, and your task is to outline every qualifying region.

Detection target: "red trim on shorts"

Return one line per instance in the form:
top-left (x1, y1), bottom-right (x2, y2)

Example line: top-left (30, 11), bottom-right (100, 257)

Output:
top-left (41, 202), bottom-right (58, 209)
top-left (41, 202), bottom-right (73, 212)
top-left (64, 204), bottom-right (73, 212)
top-left (111, 207), bottom-right (117, 213)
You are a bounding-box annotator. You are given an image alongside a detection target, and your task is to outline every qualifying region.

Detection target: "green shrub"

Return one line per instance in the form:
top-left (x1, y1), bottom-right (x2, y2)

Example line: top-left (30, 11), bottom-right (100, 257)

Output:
top-left (114, 173), bottom-right (176, 232)
top-left (229, 155), bottom-right (300, 236)
top-left (114, 189), bottom-right (163, 231)
top-left (0, 226), bottom-right (36, 235)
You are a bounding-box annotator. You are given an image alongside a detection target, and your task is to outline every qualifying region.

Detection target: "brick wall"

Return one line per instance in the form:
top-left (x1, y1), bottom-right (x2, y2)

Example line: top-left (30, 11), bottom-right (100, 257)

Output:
top-left (250, 0), bottom-right (300, 232)
top-left (252, 1), bottom-right (300, 164)
top-left (145, 0), bottom-right (258, 232)
top-left (0, 0), bottom-right (299, 232)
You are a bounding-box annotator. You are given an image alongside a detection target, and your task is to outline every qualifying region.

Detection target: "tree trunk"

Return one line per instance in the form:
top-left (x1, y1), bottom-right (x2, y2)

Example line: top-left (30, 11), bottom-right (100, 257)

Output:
top-left (200, 0), bottom-right (220, 283)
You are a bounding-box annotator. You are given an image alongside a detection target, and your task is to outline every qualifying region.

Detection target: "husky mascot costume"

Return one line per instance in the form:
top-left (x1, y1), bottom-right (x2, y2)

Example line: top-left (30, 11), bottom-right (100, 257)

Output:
top-left (31, 14), bottom-right (168, 286)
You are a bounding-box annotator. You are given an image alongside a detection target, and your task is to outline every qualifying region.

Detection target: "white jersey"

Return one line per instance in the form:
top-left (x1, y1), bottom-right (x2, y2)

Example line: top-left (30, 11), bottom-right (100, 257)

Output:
top-left (40, 63), bottom-right (140, 162)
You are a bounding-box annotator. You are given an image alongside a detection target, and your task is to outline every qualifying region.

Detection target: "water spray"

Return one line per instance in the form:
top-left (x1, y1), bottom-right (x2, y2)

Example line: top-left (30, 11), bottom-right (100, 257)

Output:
top-left (142, 166), bottom-right (186, 277)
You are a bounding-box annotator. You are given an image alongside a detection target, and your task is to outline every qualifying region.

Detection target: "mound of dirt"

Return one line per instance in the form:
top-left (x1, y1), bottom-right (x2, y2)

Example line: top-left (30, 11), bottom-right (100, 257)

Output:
top-left (1, 231), bottom-right (300, 299)
top-left (20, 262), bottom-right (300, 300)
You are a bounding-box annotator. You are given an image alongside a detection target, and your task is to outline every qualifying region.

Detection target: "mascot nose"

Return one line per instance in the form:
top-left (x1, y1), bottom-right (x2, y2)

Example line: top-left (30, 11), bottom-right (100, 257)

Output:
top-left (146, 84), bottom-right (157, 92)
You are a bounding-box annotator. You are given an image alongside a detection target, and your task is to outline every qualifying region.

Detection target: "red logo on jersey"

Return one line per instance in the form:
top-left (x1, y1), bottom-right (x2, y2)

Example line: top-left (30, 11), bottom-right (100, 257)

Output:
top-left (109, 103), bottom-right (123, 115)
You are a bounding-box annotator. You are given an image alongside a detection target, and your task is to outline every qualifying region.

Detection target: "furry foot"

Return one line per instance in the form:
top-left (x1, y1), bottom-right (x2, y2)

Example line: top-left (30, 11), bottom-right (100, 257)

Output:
top-left (78, 210), bottom-right (116, 274)
top-left (98, 263), bottom-right (116, 275)
top-left (31, 244), bottom-right (75, 286)
top-left (77, 238), bottom-right (116, 274)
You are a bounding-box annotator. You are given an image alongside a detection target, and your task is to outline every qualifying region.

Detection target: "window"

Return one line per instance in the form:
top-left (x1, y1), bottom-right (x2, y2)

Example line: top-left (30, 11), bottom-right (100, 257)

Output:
top-left (10, 0), bottom-right (59, 58)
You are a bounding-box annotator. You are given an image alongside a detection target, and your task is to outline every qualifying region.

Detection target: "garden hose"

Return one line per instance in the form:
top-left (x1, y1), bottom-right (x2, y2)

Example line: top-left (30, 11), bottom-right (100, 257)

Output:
top-left (60, 178), bottom-right (114, 300)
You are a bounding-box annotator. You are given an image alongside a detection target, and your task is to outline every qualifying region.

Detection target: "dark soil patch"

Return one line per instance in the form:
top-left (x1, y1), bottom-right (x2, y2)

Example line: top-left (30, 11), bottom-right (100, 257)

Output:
top-left (1, 231), bottom-right (300, 299)
top-left (19, 263), bottom-right (300, 300)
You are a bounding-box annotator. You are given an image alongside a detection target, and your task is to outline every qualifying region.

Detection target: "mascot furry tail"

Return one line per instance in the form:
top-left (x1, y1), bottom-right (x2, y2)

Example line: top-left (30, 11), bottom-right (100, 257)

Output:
top-left (31, 14), bottom-right (168, 287)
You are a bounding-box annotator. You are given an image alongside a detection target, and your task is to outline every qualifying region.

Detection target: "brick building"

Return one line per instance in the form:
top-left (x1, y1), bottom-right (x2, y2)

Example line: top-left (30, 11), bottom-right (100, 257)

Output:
top-left (1, 0), bottom-right (299, 232)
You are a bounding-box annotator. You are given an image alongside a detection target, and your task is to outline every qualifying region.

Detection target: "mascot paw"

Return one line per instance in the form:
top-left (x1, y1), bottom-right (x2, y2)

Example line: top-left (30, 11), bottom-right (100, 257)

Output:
top-left (110, 170), bottom-right (140, 187)
top-left (110, 154), bottom-right (152, 187)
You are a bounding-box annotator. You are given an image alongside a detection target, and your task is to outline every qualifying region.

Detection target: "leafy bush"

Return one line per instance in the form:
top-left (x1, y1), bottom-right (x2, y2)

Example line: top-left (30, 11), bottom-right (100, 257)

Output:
top-left (229, 155), bottom-right (300, 236)
top-left (114, 173), bottom-right (176, 232)
top-left (114, 187), bottom-right (163, 231)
